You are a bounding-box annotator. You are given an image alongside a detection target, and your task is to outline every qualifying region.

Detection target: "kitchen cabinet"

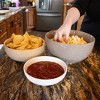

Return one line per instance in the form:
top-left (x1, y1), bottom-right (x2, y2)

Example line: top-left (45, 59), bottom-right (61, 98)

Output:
top-left (20, 0), bottom-right (36, 6)
top-left (0, 10), bottom-right (24, 44)
top-left (20, 0), bottom-right (27, 6)
top-left (14, 18), bottom-right (23, 35)
top-left (26, 7), bottom-right (36, 30)
top-left (14, 11), bottom-right (23, 35)
top-left (6, 15), bottom-right (15, 38)
top-left (0, 22), bottom-right (7, 44)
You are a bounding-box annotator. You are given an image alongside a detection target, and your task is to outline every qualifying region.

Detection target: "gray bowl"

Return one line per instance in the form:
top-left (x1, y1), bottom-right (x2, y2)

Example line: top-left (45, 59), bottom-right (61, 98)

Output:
top-left (45, 30), bottom-right (95, 64)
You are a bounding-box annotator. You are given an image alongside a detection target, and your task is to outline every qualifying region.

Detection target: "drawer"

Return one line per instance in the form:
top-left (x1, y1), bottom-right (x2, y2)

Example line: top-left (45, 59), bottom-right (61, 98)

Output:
top-left (0, 22), bottom-right (7, 43)
top-left (0, 22), bottom-right (7, 37)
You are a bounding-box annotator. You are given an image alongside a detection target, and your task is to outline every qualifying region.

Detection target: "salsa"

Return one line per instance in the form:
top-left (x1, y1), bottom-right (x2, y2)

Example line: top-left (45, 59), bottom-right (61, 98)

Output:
top-left (27, 61), bottom-right (64, 79)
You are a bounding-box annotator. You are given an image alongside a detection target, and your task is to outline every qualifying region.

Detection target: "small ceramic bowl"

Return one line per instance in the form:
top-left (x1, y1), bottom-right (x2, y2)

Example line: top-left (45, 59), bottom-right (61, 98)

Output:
top-left (9, 7), bottom-right (20, 11)
top-left (23, 56), bottom-right (67, 86)
top-left (4, 39), bottom-right (45, 62)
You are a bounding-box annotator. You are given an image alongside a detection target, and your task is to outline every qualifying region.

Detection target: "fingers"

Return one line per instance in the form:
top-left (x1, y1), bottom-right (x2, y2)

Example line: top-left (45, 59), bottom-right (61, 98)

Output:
top-left (65, 33), bottom-right (69, 43)
top-left (54, 32), bottom-right (58, 41)
top-left (54, 31), bottom-right (63, 41)
top-left (58, 32), bottom-right (63, 41)
top-left (54, 31), bottom-right (69, 42)
top-left (54, 25), bottom-right (71, 42)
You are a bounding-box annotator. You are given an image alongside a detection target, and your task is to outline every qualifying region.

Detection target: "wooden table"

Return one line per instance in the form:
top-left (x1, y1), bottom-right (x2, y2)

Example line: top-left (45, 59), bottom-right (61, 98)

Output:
top-left (0, 45), bottom-right (100, 100)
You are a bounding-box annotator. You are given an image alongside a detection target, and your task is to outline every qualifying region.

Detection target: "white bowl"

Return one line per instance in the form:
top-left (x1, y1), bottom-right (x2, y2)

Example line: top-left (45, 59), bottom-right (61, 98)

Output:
top-left (23, 56), bottom-right (67, 86)
top-left (9, 7), bottom-right (20, 11)
top-left (45, 30), bottom-right (95, 64)
top-left (4, 39), bottom-right (45, 62)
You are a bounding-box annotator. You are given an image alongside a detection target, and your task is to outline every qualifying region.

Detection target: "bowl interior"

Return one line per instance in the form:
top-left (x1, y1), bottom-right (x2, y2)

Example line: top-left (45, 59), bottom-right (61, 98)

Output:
top-left (45, 30), bottom-right (95, 43)
top-left (4, 38), bottom-right (45, 51)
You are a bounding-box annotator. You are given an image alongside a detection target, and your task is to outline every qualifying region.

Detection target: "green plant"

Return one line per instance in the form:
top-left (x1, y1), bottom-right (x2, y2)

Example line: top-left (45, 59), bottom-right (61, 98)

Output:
top-left (5, 0), bottom-right (11, 4)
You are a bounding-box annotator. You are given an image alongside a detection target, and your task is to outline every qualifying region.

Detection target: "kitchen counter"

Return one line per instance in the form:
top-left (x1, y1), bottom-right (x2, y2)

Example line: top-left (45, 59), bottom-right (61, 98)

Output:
top-left (0, 45), bottom-right (100, 100)
top-left (0, 7), bottom-right (25, 23)
top-left (0, 6), bottom-right (36, 23)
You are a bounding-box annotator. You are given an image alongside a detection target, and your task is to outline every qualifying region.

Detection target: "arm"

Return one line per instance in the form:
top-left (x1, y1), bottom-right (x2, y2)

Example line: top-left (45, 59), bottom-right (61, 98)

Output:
top-left (54, 7), bottom-right (80, 41)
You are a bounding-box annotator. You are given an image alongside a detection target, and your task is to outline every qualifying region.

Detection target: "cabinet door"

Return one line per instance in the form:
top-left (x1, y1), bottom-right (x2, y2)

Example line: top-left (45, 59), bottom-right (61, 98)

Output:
top-left (14, 18), bottom-right (23, 35)
top-left (26, 7), bottom-right (36, 30)
top-left (0, 22), bottom-right (7, 44)
top-left (6, 16), bottom-right (15, 38)
top-left (19, 18), bottom-right (23, 34)
top-left (20, 0), bottom-right (27, 6)
top-left (14, 11), bottom-right (23, 35)
top-left (0, 31), bottom-right (7, 43)
top-left (33, 7), bottom-right (36, 28)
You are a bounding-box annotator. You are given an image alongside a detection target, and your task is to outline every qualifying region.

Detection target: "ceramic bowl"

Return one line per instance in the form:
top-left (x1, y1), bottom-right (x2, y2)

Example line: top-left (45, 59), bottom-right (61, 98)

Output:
top-left (45, 30), bottom-right (95, 64)
top-left (9, 7), bottom-right (20, 11)
top-left (23, 56), bottom-right (67, 86)
top-left (4, 39), bottom-right (45, 62)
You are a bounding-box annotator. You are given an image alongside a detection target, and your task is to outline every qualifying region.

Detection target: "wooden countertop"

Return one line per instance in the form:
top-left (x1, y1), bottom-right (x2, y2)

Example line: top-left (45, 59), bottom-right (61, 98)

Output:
top-left (0, 45), bottom-right (100, 100)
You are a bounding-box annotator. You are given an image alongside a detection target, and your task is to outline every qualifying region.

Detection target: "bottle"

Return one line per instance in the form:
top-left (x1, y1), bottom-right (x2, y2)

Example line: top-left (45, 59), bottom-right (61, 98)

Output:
top-left (1, 1), bottom-right (4, 8)
top-left (32, 1), bottom-right (35, 6)
top-left (15, 0), bottom-right (20, 7)
top-left (3, 2), bottom-right (7, 8)
top-left (0, 2), bottom-right (1, 9)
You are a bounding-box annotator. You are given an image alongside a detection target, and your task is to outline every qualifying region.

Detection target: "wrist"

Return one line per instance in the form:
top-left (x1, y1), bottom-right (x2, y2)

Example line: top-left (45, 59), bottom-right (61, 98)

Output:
top-left (63, 19), bottom-right (72, 27)
top-left (62, 23), bottom-right (71, 30)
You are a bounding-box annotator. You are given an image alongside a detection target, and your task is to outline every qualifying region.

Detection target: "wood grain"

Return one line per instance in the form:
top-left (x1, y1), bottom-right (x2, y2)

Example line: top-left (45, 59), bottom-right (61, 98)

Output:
top-left (0, 46), bottom-right (100, 100)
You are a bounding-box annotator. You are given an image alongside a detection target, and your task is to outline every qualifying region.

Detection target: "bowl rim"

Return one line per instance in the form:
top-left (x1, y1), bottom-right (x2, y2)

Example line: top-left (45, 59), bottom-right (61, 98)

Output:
top-left (45, 30), bottom-right (95, 45)
top-left (23, 56), bottom-right (67, 81)
top-left (4, 38), bottom-right (45, 51)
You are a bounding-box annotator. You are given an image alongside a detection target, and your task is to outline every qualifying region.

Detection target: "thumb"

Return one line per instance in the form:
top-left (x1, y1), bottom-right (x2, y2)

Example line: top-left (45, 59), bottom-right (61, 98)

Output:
top-left (54, 32), bottom-right (58, 41)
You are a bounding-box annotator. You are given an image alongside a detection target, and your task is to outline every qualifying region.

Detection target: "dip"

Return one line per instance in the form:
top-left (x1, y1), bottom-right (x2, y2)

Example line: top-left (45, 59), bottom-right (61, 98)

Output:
top-left (27, 61), bottom-right (64, 79)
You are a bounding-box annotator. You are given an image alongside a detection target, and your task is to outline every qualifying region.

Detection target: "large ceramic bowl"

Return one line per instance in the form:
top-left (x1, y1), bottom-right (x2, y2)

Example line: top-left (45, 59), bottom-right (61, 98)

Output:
top-left (4, 39), bottom-right (45, 62)
top-left (23, 56), bottom-right (67, 86)
top-left (45, 30), bottom-right (95, 64)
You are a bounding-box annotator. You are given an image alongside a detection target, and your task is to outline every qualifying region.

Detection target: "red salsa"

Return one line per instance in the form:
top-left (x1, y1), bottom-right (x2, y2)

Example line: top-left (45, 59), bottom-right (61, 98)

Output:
top-left (27, 61), bottom-right (64, 79)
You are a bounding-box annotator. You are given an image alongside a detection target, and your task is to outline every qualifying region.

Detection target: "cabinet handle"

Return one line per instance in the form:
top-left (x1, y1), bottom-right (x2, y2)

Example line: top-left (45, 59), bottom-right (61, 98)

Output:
top-left (0, 32), bottom-right (7, 38)
top-left (0, 30), bottom-right (3, 33)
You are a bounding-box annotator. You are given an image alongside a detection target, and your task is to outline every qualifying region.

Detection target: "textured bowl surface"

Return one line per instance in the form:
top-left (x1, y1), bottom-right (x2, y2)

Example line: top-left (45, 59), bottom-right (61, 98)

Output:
top-left (4, 39), bottom-right (45, 62)
top-left (23, 56), bottom-right (67, 86)
top-left (45, 30), bottom-right (95, 64)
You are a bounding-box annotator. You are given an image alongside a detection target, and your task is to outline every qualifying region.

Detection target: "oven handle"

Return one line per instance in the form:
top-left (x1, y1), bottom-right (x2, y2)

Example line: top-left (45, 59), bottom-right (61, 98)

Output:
top-left (37, 13), bottom-right (61, 17)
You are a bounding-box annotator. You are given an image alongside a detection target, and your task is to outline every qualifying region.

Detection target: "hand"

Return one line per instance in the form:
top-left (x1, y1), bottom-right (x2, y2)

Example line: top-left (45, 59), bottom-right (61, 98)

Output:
top-left (54, 24), bottom-right (71, 42)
